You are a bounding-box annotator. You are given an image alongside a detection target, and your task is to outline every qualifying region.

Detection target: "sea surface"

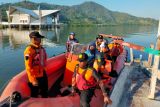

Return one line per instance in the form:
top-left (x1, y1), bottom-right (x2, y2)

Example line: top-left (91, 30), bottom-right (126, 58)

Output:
top-left (0, 25), bottom-right (158, 91)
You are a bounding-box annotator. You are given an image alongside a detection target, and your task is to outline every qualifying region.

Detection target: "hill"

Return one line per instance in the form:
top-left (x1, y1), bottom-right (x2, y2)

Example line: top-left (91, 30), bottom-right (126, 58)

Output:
top-left (0, 1), bottom-right (158, 25)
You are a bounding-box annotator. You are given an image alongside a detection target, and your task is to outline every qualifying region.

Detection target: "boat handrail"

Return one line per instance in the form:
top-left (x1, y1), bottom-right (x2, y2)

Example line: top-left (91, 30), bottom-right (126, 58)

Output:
top-left (70, 43), bottom-right (86, 54)
top-left (0, 79), bottom-right (11, 97)
top-left (100, 33), bottom-right (160, 56)
top-left (66, 43), bottom-right (87, 62)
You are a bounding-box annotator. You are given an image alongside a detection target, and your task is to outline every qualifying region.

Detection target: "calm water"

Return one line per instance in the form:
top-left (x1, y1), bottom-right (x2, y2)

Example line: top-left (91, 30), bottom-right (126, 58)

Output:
top-left (0, 25), bottom-right (158, 89)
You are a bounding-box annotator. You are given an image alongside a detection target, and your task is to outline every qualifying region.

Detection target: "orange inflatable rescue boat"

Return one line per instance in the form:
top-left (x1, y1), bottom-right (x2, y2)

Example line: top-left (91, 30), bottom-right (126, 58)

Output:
top-left (0, 43), bottom-right (127, 107)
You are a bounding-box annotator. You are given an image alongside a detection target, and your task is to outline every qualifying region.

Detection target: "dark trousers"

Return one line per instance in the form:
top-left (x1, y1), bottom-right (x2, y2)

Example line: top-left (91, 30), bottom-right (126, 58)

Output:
top-left (28, 71), bottom-right (48, 98)
top-left (112, 56), bottom-right (117, 63)
top-left (79, 88), bottom-right (95, 107)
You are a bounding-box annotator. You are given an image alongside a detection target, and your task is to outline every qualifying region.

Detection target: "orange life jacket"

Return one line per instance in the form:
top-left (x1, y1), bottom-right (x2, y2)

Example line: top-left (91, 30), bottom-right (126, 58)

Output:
top-left (93, 59), bottom-right (112, 73)
top-left (109, 43), bottom-right (120, 57)
top-left (24, 44), bottom-right (47, 83)
top-left (74, 65), bottom-right (96, 90)
top-left (93, 60), bottom-right (112, 86)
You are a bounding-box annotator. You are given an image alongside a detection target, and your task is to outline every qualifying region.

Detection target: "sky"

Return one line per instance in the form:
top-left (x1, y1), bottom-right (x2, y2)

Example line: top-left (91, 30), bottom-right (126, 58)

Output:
top-left (0, 0), bottom-right (160, 19)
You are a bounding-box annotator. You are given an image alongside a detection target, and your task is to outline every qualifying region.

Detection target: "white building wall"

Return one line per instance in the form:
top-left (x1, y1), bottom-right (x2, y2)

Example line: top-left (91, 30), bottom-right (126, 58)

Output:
top-left (10, 11), bottom-right (30, 24)
top-left (12, 16), bottom-right (20, 23)
top-left (6, 9), bottom-right (58, 25)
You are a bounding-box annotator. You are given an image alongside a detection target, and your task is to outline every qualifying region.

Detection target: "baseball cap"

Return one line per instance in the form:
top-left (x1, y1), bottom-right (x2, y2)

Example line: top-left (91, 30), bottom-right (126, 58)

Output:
top-left (78, 53), bottom-right (88, 62)
top-left (97, 35), bottom-right (103, 39)
top-left (29, 31), bottom-right (44, 38)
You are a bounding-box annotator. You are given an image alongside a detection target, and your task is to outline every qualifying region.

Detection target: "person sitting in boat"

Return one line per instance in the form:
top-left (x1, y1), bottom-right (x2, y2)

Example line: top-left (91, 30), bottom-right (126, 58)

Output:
top-left (94, 42), bottom-right (110, 71)
top-left (66, 32), bottom-right (79, 52)
top-left (71, 53), bottom-right (112, 107)
top-left (95, 41), bottom-right (118, 78)
top-left (93, 42), bottom-right (119, 95)
top-left (108, 42), bottom-right (121, 63)
top-left (24, 31), bottom-right (48, 98)
top-left (94, 42), bottom-right (111, 78)
top-left (95, 35), bottom-right (108, 52)
top-left (100, 42), bottom-right (111, 59)
top-left (85, 42), bottom-right (97, 67)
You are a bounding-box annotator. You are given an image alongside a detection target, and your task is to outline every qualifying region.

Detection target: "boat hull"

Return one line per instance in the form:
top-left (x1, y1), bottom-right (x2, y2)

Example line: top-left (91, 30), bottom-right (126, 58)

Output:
top-left (0, 46), bottom-right (127, 107)
top-left (0, 53), bottom-right (66, 102)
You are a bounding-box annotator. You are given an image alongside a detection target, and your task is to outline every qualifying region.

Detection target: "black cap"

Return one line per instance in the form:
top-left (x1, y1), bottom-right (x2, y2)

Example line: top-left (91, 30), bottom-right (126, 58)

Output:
top-left (97, 35), bottom-right (103, 39)
top-left (29, 31), bottom-right (44, 38)
top-left (78, 53), bottom-right (88, 62)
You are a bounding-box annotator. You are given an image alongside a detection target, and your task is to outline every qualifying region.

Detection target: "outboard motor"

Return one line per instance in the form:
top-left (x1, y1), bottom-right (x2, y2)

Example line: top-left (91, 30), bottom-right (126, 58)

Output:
top-left (0, 91), bottom-right (22, 107)
top-left (11, 91), bottom-right (21, 103)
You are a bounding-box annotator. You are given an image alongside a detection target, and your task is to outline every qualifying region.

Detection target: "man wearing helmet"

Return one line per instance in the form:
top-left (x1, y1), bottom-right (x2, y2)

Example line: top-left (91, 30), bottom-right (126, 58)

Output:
top-left (66, 32), bottom-right (79, 52)
top-left (72, 53), bottom-right (112, 107)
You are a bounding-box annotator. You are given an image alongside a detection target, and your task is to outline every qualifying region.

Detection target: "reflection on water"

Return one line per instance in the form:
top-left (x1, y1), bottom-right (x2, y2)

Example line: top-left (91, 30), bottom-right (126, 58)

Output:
top-left (58, 25), bottom-right (158, 44)
top-left (0, 25), bottom-right (158, 88)
top-left (0, 28), bottom-right (61, 49)
top-left (0, 25), bottom-right (158, 49)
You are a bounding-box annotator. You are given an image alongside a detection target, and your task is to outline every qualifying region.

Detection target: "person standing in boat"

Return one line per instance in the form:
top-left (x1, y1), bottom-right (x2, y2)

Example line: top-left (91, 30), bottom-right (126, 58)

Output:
top-left (66, 32), bottom-right (79, 52)
top-left (95, 35), bottom-right (108, 52)
top-left (71, 53), bottom-right (112, 107)
top-left (24, 31), bottom-right (48, 98)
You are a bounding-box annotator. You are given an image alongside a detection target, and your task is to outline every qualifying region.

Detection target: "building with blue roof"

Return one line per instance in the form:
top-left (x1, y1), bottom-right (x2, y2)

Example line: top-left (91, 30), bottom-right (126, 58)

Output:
top-left (2, 6), bottom-right (60, 29)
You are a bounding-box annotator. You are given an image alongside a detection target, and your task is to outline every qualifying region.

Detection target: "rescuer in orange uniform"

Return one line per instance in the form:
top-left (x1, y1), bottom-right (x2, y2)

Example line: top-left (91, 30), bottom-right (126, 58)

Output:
top-left (94, 42), bottom-right (112, 77)
top-left (94, 41), bottom-right (118, 78)
top-left (72, 53), bottom-right (112, 107)
top-left (24, 31), bottom-right (48, 98)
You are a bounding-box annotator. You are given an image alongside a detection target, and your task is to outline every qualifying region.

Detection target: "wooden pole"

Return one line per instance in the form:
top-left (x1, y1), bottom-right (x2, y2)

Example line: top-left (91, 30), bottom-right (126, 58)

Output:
top-left (158, 18), bottom-right (160, 38)
top-left (55, 15), bottom-right (58, 26)
top-left (148, 43), bottom-right (154, 67)
top-left (148, 19), bottom-right (160, 99)
top-left (157, 70), bottom-right (160, 80)
top-left (28, 15), bottom-right (31, 30)
top-left (38, 5), bottom-right (42, 29)
top-left (57, 13), bottom-right (59, 26)
top-left (19, 25), bottom-right (22, 30)
top-left (8, 6), bottom-right (11, 29)
top-left (130, 48), bottom-right (134, 63)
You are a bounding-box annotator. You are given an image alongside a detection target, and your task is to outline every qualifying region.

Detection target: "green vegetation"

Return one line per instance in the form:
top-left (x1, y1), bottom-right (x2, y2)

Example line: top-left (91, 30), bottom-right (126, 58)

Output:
top-left (0, 1), bottom-right (158, 25)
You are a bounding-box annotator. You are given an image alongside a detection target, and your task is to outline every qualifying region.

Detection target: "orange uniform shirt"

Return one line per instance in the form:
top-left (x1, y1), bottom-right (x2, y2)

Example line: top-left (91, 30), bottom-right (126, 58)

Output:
top-left (24, 44), bottom-right (47, 83)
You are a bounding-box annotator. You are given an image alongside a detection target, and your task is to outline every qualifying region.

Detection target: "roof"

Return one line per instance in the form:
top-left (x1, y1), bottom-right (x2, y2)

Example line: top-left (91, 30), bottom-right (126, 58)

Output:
top-left (10, 6), bottom-right (39, 19)
top-left (34, 10), bottom-right (60, 17)
top-left (8, 6), bottom-right (60, 18)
